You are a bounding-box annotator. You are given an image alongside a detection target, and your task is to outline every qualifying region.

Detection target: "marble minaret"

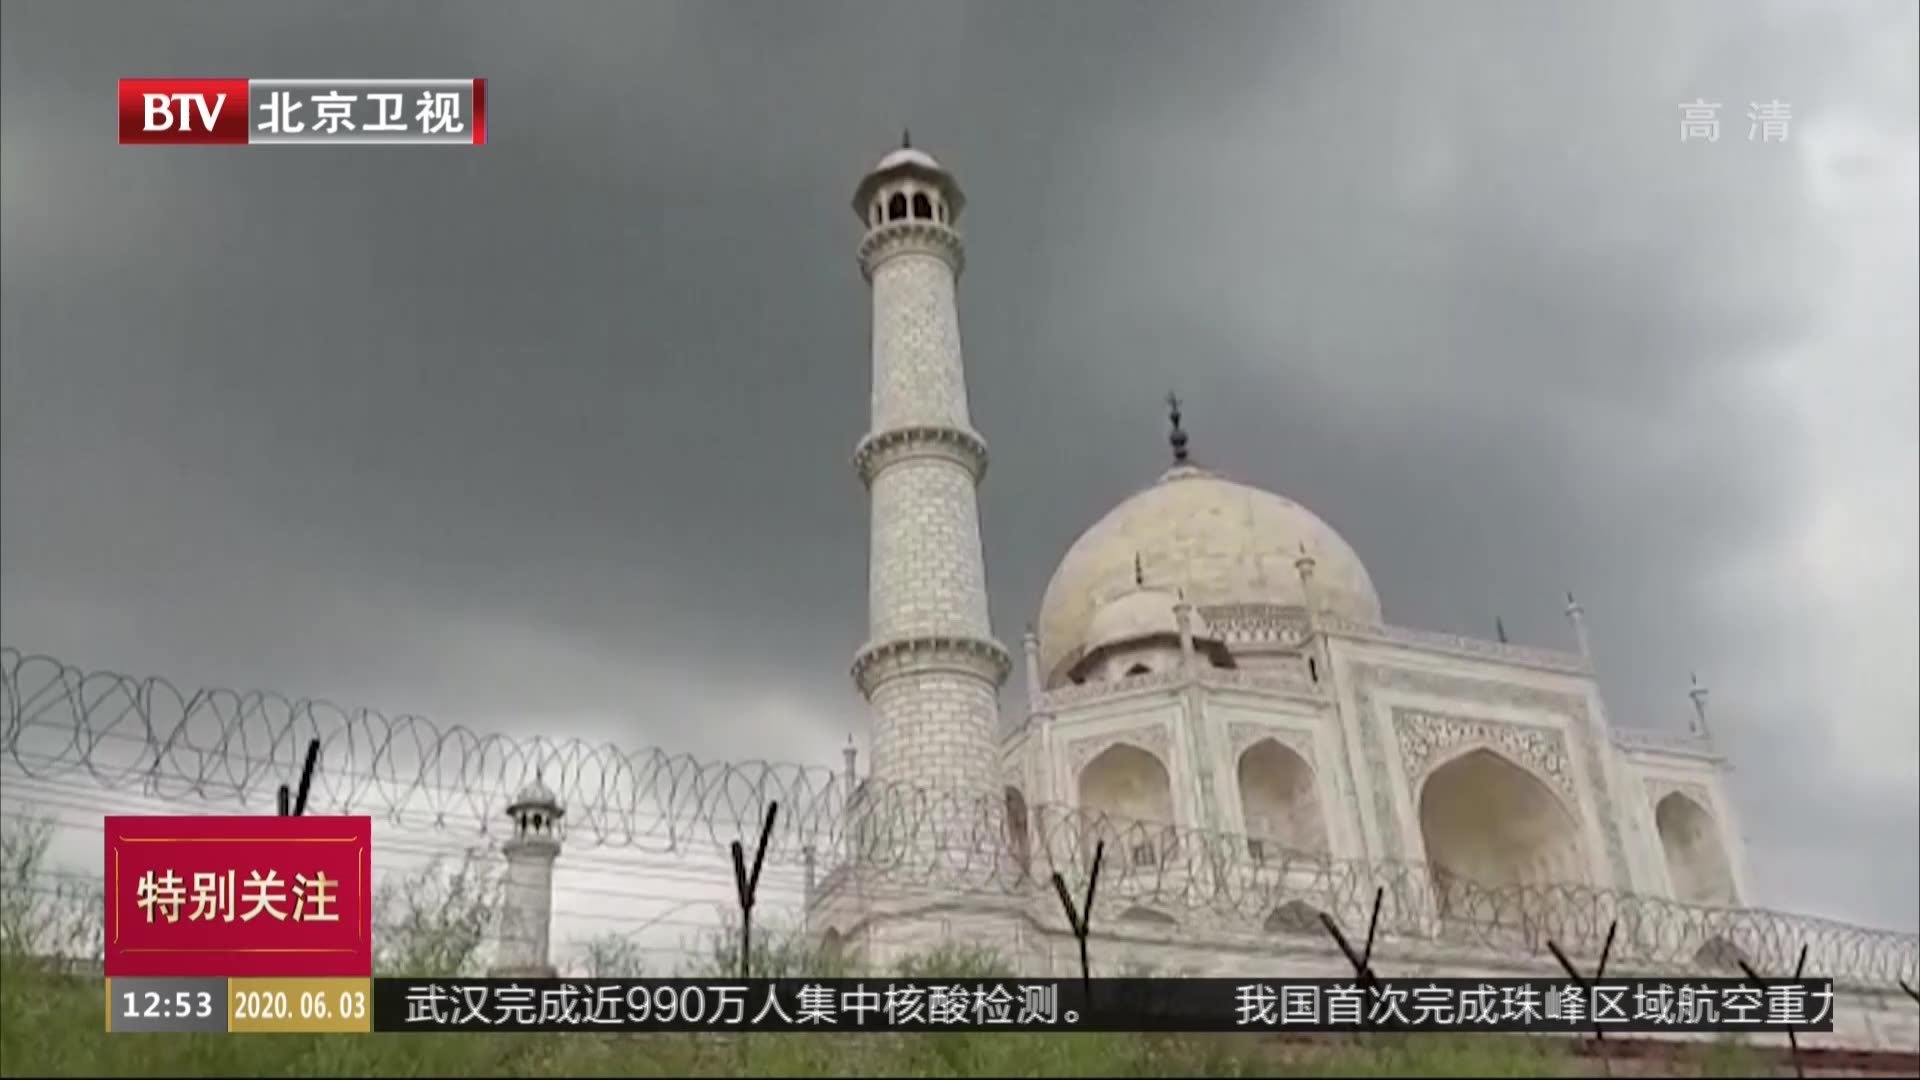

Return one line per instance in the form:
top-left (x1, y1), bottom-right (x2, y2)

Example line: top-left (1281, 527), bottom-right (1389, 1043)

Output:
top-left (489, 776), bottom-right (563, 977)
top-left (849, 137), bottom-right (1009, 800)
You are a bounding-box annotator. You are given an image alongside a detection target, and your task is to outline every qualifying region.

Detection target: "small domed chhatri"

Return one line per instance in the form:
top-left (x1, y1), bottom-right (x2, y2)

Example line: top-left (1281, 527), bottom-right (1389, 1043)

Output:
top-left (812, 139), bottom-right (1763, 1011)
top-left (1083, 577), bottom-right (1184, 657)
top-left (510, 773), bottom-right (558, 811)
top-left (852, 130), bottom-right (965, 225)
top-left (1069, 556), bottom-right (1234, 684)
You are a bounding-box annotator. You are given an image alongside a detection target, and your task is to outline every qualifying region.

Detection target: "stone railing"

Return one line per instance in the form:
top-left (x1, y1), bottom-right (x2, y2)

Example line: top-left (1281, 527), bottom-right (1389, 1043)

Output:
top-left (1029, 663), bottom-right (1326, 718)
top-left (1319, 615), bottom-right (1591, 674)
top-left (1034, 667), bottom-right (1189, 711)
top-left (1612, 727), bottom-right (1722, 760)
top-left (1192, 604), bottom-right (1311, 647)
top-left (1045, 607), bottom-right (1587, 692)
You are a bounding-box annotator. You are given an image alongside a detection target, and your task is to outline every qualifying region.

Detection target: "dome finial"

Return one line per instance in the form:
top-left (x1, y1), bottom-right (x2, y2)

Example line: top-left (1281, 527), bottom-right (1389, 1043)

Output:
top-left (1687, 672), bottom-right (1711, 737)
top-left (1134, 553), bottom-right (1145, 588)
top-left (901, 127), bottom-right (912, 149)
top-left (1166, 392), bottom-right (1189, 463)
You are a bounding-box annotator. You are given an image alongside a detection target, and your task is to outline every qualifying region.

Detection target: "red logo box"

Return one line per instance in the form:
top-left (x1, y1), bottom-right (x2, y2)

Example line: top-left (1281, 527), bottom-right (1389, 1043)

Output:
top-left (118, 79), bottom-right (250, 144)
top-left (104, 815), bottom-right (372, 977)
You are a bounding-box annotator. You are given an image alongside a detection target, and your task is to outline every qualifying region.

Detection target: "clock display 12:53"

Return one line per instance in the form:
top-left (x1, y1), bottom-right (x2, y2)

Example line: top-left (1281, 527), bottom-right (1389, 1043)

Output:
top-left (122, 989), bottom-right (215, 1018)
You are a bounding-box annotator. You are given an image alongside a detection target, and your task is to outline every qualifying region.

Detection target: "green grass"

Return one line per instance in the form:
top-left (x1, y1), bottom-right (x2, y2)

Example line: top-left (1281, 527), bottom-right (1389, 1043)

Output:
top-left (0, 958), bottom-right (1780, 1078)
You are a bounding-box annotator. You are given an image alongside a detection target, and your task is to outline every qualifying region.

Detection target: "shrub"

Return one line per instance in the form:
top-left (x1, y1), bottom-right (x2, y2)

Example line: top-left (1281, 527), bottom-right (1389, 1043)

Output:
top-left (684, 914), bottom-right (860, 978)
top-left (372, 850), bottom-right (499, 977)
top-left (894, 942), bottom-right (1013, 978)
top-left (0, 815), bottom-right (102, 972)
top-left (571, 931), bottom-right (651, 978)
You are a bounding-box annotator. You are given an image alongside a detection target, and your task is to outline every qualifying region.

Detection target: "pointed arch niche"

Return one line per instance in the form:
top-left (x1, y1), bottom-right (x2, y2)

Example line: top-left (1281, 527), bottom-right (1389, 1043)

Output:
top-left (1078, 743), bottom-right (1176, 868)
top-left (1003, 786), bottom-right (1032, 879)
top-left (1653, 791), bottom-right (1738, 906)
top-left (1418, 748), bottom-right (1586, 913)
top-left (1236, 738), bottom-right (1328, 860)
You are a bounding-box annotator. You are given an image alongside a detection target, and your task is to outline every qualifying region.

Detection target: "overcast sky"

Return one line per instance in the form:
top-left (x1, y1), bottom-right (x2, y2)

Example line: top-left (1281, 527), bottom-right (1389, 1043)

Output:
top-left (2, 1), bottom-right (1915, 933)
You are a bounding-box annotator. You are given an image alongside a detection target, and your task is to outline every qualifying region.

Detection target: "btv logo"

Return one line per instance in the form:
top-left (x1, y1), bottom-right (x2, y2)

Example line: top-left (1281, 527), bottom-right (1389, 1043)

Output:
top-left (119, 79), bottom-right (249, 143)
top-left (145, 91), bottom-right (226, 131)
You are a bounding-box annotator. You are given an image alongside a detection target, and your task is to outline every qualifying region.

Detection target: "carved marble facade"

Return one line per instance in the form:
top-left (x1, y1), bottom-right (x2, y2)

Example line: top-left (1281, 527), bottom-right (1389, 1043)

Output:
top-left (1391, 709), bottom-right (1577, 808)
top-left (997, 608), bottom-right (1740, 908)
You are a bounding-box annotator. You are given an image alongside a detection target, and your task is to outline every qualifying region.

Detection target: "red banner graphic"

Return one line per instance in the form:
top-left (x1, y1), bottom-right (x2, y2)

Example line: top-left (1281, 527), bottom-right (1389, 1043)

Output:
top-left (104, 815), bottom-right (373, 977)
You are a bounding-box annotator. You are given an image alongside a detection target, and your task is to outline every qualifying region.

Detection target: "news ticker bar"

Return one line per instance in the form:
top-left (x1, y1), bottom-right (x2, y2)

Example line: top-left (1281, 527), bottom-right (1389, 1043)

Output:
top-left (118, 79), bottom-right (484, 145)
top-left (106, 978), bottom-right (1835, 1034)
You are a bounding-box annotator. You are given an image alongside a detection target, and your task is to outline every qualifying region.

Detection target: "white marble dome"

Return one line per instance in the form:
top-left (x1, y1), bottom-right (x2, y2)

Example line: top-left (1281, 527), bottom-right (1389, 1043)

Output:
top-left (1037, 464), bottom-right (1381, 684)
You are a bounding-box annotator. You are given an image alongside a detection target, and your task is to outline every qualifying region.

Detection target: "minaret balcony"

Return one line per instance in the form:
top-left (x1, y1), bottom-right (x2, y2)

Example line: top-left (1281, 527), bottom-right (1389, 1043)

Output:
top-left (857, 220), bottom-right (964, 278)
top-left (853, 424), bottom-right (989, 487)
top-left (851, 633), bottom-right (1011, 696)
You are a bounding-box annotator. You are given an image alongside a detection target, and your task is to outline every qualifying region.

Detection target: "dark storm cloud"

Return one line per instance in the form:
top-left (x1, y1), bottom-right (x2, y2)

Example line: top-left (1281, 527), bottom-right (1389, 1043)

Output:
top-left (3, 2), bottom-right (1913, 927)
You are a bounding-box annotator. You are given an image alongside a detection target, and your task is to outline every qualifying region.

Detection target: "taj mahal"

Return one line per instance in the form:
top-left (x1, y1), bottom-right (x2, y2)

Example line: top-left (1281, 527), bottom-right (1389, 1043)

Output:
top-left (482, 140), bottom-right (1917, 1051)
top-left (813, 138), bottom-right (1744, 926)
top-left (794, 139), bottom-right (1918, 1048)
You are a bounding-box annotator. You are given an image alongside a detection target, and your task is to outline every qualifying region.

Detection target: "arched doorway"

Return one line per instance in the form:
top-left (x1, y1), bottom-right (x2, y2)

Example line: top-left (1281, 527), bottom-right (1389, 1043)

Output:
top-left (1078, 743), bottom-right (1175, 868)
top-left (1263, 899), bottom-right (1321, 936)
top-left (1237, 739), bottom-right (1328, 860)
top-left (818, 928), bottom-right (846, 974)
top-left (1418, 748), bottom-right (1585, 912)
top-left (1004, 786), bottom-right (1032, 878)
top-left (1654, 792), bottom-right (1737, 905)
top-left (1693, 935), bottom-right (1746, 972)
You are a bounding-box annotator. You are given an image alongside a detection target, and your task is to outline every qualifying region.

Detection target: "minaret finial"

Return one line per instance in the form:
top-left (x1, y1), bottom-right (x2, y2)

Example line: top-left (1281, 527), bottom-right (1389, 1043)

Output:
top-left (1166, 392), bottom-right (1189, 463)
top-left (901, 127), bottom-right (912, 149)
top-left (1495, 617), bottom-right (1508, 643)
top-left (1564, 590), bottom-right (1591, 660)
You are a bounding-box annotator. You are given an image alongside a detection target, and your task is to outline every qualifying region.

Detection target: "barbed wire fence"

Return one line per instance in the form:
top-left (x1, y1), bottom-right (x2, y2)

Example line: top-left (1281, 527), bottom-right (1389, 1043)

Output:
top-left (0, 773), bottom-right (810, 979)
top-left (0, 644), bottom-right (830, 978)
top-left (4, 646), bottom-right (1917, 991)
